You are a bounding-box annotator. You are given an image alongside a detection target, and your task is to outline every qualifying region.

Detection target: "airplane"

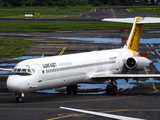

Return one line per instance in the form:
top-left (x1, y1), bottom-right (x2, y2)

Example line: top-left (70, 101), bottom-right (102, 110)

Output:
top-left (1, 16), bottom-right (160, 103)
top-left (60, 106), bottom-right (146, 120)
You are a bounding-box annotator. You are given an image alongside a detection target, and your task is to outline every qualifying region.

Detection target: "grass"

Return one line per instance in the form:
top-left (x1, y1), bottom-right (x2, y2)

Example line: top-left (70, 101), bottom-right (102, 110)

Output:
top-left (0, 6), bottom-right (93, 18)
top-left (0, 21), bottom-right (160, 32)
top-left (0, 5), bottom-right (160, 18)
top-left (0, 6), bottom-right (95, 12)
top-left (129, 7), bottom-right (160, 13)
top-left (129, 7), bottom-right (160, 17)
top-left (0, 38), bottom-right (35, 57)
top-left (1, 13), bottom-right (80, 18)
top-left (0, 21), bottom-right (132, 32)
top-left (0, 6), bottom-right (95, 18)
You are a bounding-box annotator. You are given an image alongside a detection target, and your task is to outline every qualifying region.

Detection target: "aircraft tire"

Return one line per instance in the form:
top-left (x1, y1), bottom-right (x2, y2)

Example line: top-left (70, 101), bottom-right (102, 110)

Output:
top-left (16, 97), bottom-right (24, 103)
top-left (72, 85), bottom-right (78, 95)
top-left (67, 85), bottom-right (78, 95)
top-left (67, 86), bottom-right (71, 94)
top-left (106, 85), bottom-right (111, 95)
top-left (111, 85), bottom-right (117, 95)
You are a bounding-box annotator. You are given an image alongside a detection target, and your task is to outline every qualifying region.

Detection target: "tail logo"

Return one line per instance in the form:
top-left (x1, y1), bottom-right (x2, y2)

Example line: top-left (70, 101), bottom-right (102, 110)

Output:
top-left (129, 25), bottom-right (138, 49)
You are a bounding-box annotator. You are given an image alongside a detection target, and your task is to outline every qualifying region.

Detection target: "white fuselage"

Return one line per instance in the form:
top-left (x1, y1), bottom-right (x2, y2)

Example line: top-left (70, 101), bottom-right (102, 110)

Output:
top-left (7, 48), bottom-right (134, 93)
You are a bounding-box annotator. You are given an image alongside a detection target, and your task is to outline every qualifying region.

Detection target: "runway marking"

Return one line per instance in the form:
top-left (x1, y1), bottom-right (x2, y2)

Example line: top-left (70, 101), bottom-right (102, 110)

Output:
top-left (58, 47), bottom-right (67, 55)
top-left (47, 114), bottom-right (85, 120)
top-left (101, 109), bottom-right (129, 113)
top-left (145, 71), bottom-right (159, 92)
top-left (111, 9), bottom-right (116, 18)
top-left (0, 95), bottom-right (142, 106)
top-left (124, 32), bottom-right (129, 38)
top-left (126, 9), bottom-right (130, 12)
top-left (47, 115), bottom-right (72, 120)
top-left (1, 108), bottom-right (160, 112)
top-left (47, 108), bottom-right (160, 120)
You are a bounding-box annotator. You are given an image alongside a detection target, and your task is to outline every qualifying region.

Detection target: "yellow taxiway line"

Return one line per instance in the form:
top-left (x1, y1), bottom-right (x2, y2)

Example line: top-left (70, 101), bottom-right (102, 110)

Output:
top-left (111, 9), bottom-right (116, 18)
top-left (145, 71), bottom-right (159, 92)
top-left (47, 108), bottom-right (160, 120)
top-left (124, 32), bottom-right (129, 38)
top-left (126, 9), bottom-right (130, 12)
top-left (58, 47), bottom-right (67, 56)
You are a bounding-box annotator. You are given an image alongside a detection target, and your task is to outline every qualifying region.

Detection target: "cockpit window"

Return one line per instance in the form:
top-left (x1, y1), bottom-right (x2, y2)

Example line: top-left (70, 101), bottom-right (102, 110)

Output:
top-left (32, 69), bottom-right (35, 73)
top-left (10, 68), bottom-right (35, 76)
top-left (27, 69), bottom-right (31, 73)
top-left (22, 69), bottom-right (26, 72)
top-left (17, 69), bottom-right (21, 72)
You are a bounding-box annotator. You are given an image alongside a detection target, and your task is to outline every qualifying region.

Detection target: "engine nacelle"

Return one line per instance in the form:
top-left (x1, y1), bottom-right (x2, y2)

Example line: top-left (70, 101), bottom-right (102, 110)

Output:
top-left (125, 57), bottom-right (152, 71)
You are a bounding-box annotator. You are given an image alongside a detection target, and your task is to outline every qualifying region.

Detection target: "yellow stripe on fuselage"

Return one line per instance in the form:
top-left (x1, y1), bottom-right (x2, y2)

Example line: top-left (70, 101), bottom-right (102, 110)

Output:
top-left (131, 50), bottom-right (139, 57)
top-left (127, 17), bottom-right (144, 52)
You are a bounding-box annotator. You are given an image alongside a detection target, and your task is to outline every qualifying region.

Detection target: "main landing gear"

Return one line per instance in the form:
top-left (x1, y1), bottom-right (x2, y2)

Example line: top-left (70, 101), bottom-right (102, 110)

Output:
top-left (66, 85), bottom-right (78, 95)
top-left (15, 93), bottom-right (24, 103)
top-left (106, 80), bottom-right (118, 95)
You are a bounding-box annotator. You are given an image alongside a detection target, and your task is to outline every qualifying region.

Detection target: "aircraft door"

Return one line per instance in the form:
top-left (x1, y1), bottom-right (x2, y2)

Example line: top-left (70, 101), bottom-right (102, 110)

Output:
top-left (34, 64), bottom-right (43, 83)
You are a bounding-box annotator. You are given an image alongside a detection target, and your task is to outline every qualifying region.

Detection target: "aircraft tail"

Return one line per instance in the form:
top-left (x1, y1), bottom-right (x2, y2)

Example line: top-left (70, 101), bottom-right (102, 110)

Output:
top-left (126, 17), bottom-right (143, 51)
top-left (102, 17), bottom-right (160, 52)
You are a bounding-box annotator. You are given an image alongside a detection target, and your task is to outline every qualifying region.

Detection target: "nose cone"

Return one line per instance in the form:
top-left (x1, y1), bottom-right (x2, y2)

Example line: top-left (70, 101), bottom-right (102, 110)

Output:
top-left (7, 76), bottom-right (22, 92)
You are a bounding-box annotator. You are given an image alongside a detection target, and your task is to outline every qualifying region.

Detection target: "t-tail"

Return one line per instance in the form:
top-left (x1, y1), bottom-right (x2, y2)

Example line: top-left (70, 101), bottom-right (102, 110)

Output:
top-left (126, 17), bottom-right (144, 51)
top-left (102, 17), bottom-right (160, 52)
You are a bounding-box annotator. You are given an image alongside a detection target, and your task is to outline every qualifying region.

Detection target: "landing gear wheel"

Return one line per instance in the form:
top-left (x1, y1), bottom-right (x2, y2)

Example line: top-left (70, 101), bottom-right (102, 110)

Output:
top-left (106, 85), bottom-right (118, 95)
top-left (67, 86), bottom-right (71, 94)
top-left (72, 85), bottom-right (78, 95)
top-left (111, 85), bottom-right (117, 95)
top-left (66, 85), bottom-right (78, 95)
top-left (16, 97), bottom-right (24, 103)
top-left (106, 85), bottom-right (111, 95)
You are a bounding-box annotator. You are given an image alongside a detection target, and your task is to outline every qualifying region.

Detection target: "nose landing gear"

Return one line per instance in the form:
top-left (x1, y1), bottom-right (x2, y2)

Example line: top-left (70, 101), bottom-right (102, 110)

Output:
top-left (15, 93), bottom-right (24, 103)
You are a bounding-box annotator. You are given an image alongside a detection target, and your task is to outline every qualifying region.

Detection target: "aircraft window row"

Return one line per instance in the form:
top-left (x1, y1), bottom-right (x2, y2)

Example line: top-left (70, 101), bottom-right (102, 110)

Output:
top-left (11, 68), bottom-right (35, 76)
top-left (46, 60), bottom-right (116, 73)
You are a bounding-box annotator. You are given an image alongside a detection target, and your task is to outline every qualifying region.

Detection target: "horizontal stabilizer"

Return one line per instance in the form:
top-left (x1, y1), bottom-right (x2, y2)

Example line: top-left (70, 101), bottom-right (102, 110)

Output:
top-left (92, 74), bottom-right (160, 80)
top-left (102, 17), bottom-right (160, 24)
top-left (60, 106), bottom-right (146, 120)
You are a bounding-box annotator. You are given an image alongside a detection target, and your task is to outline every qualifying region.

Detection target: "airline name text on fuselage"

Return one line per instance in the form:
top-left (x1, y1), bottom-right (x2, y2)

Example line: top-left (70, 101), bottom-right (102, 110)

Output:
top-left (43, 62), bottom-right (57, 69)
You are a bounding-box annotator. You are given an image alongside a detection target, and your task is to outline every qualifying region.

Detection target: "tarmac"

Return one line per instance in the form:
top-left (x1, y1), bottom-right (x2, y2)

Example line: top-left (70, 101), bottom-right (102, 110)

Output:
top-left (0, 8), bottom-right (160, 120)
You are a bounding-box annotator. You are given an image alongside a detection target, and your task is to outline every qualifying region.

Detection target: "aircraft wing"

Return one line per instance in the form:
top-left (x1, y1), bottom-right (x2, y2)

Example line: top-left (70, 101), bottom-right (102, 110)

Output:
top-left (60, 106), bottom-right (146, 120)
top-left (0, 68), bottom-right (13, 71)
top-left (102, 17), bottom-right (160, 24)
top-left (91, 74), bottom-right (160, 80)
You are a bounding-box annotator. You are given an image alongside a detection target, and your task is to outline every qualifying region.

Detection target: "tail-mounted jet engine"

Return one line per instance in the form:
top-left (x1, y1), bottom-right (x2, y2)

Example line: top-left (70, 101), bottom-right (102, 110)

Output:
top-left (125, 57), bottom-right (152, 71)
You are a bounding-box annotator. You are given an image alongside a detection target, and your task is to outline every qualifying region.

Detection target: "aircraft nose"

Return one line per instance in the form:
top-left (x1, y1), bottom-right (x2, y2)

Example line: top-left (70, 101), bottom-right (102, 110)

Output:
top-left (7, 76), bottom-right (21, 92)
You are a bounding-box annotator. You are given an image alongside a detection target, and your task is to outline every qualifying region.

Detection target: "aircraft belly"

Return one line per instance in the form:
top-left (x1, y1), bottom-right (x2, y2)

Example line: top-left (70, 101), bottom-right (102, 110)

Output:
top-left (37, 71), bottom-right (86, 90)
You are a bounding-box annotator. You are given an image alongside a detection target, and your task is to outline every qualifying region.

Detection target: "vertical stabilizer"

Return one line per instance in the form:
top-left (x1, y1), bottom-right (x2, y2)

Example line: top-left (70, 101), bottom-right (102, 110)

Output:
top-left (102, 17), bottom-right (160, 52)
top-left (126, 17), bottom-right (144, 51)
